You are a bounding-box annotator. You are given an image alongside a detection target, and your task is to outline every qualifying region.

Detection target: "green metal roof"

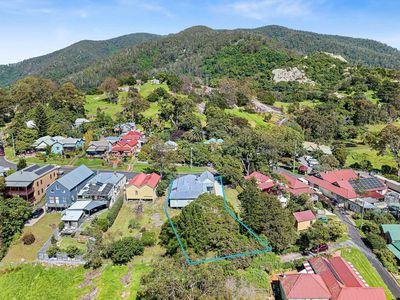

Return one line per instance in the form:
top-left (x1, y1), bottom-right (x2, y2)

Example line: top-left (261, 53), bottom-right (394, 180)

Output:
top-left (388, 242), bottom-right (400, 260)
top-left (381, 224), bottom-right (400, 241)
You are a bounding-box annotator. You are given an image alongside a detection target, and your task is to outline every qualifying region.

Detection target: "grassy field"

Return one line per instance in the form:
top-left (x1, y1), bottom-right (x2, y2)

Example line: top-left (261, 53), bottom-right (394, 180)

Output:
top-left (274, 100), bottom-right (319, 111)
top-left (0, 264), bottom-right (90, 300)
top-left (136, 83), bottom-right (169, 97)
top-left (2, 213), bottom-right (61, 263)
top-left (59, 237), bottom-right (87, 253)
top-left (142, 102), bottom-right (160, 118)
top-left (224, 187), bottom-right (240, 214)
top-left (225, 109), bottom-right (269, 127)
top-left (365, 90), bottom-right (380, 104)
top-left (340, 247), bottom-right (394, 300)
top-left (345, 144), bottom-right (396, 169)
top-left (85, 94), bottom-right (124, 120)
top-left (94, 265), bottom-right (129, 300)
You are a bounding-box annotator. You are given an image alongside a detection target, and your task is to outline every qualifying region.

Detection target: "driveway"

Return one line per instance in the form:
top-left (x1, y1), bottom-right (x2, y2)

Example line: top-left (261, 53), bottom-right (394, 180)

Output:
top-left (0, 156), bottom-right (16, 169)
top-left (336, 209), bottom-right (400, 299)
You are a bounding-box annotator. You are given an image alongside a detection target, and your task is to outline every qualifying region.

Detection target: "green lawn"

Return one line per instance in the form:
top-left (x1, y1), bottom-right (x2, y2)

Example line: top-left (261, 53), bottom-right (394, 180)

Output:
top-left (274, 100), bottom-right (319, 111)
top-left (365, 90), bottom-right (380, 104)
top-left (136, 83), bottom-right (169, 97)
top-left (73, 157), bottom-right (130, 171)
top-left (25, 155), bottom-right (74, 166)
top-left (0, 264), bottom-right (90, 300)
top-left (130, 262), bottom-right (152, 299)
top-left (345, 144), bottom-right (396, 169)
top-left (340, 247), bottom-right (394, 300)
top-left (85, 94), bottom-right (124, 120)
top-left (94, 265), bottom-right (129, 300)
top-left (2, 213), bottom-right (61, 263)
top-left (59, 237), bottom-right (87, 253)
top-left (142, 102), bottom-right (160, 118)
top-left (225, 109), bottom-right (269, 127)
top-left (224, 187), bottom-right (240, 214)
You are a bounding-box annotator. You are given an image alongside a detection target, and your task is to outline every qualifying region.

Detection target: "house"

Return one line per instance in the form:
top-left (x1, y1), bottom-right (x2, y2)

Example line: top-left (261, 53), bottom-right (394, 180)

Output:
top-left (148, 79), bottom-right (160, 84)
top-left (381, 224), bottom-right (400, 260)
top-left (74, 118), bottom-right (90, 128)
top-left (6, 164), bottom-right (60, 203)
top-left (244, 171), bottom-right (275, 191)
top-left (303, 141), bottom-right (332, 155)
top-left (126, 173), bottom-right (161, 201)
top-left (61, 200), bottom-right (108, 232)
top-left (86, 140), bottom-right (111, 157)
top-left (31, 136), bottom-right (57, 152)
top-left (114, 122), bottom-right (136, 134)
top-left (278, 171), bottom-right (318, 200)
top-left (169, 171), bottom-right (222, 208)
top-left (46, 165), bottom-right (95, 210)
top-left (306, 169), bottom-right (387, 206)
top-left (51, 137), bottom-right (84, 155)
top-left (279, 256), bottom-right (386, 300)
top-left (293, 210), bottom-right (316, 231)
top-left (77, 172), bottom-right (126, 206)
top-left (346, 197), bottom-right (383, 213)
top-left (104, 136), bottom-right (121, 145)
top-left (111, 139), bottom-right (137, 157)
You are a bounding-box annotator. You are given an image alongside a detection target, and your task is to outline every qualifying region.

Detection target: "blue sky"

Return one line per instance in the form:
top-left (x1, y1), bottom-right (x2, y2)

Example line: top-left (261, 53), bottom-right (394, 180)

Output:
top-left (1, 0), bottom-right (400, 64)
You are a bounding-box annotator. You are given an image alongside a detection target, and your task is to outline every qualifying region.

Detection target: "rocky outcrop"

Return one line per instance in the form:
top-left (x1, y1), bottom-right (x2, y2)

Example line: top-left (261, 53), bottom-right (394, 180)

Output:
top-left (272, 67), bottom-right (315, 85)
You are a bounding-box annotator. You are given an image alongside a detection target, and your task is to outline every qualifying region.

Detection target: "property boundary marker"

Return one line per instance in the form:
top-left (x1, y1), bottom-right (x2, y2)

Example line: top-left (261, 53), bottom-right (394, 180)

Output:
top-left (164, 175), bottom-right (272, 265)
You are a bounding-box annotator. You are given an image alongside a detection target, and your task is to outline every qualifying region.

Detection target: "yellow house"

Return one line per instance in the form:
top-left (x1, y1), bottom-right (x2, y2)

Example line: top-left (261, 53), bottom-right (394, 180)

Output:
top-left (293, 210), bottom-right (316, 231)
top-left (126, 173), bottom-right (161, 201)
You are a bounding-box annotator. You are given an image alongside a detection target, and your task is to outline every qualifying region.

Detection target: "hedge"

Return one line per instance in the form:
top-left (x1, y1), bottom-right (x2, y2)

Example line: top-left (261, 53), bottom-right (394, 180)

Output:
top-left (106, 197), bottom-right (124, 229)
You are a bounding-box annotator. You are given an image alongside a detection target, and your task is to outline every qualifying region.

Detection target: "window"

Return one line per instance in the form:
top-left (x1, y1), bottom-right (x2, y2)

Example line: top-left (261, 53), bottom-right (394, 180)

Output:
top-left (40, 179), bottom-right (43, 184)
top-left (55, 197), bottom-right (60, 204)
top-left (41, 188), bottom-right (43, 193)
top-left (135, 191), bottom-right (138, 196)
top-left (56, 185), bottom-right (59, 190)
top-left (49, 197), bottom-right (54, 204)
top-left (50, 189), bottom-right (54, 193)
top-left (36, 182), bottom-right (39, 187)
top-left (50, 174), bottom-right (52, 179)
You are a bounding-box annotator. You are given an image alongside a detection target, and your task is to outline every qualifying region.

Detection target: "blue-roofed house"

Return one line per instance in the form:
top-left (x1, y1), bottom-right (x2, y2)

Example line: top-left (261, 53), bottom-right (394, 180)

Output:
top-left (169, 171), bottom-right (222, 208)
top-left (46, 165), bottom-right (95, 210)
top-left (78, 172), bottom-right (126, 206)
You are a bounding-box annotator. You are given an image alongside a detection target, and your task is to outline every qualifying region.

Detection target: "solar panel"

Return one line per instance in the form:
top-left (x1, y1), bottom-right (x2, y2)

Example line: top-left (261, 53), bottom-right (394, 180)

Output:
top-left (34, 165), bottom-right (55, 175)
top-left (25, 165), bottom-right (40, 172)
top-left (350, 177), bottom-right (385, 193)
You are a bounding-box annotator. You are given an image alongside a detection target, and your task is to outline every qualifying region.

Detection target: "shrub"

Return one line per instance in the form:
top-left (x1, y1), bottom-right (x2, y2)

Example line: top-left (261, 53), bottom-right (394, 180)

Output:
top-left (106, 197), bottom-right (123, 228)
top-left (95, 218), bottom-right (110, 232)
top-left (141, 231), bottom-right (156, 247)
top-left (22, 233), bottom-right (35, 245)
top-left (108, 237), bottom-right (144, 264)
top-left (128, 219), bottom-right (139, 230)
top-left (51, 235), bottom-right (57, 245)
top-left (156, 179), bottom-right (169, 197)
top-left (58, 222), bottom-right (65, 231)
top-left (365, 233), bottom-right (386, 250)
top-left (65, 246), bottom-right (81, 258)
top-left (47, 245), bottom-right (59, 258)
top-left (374, 248), bottom-right (398, 274)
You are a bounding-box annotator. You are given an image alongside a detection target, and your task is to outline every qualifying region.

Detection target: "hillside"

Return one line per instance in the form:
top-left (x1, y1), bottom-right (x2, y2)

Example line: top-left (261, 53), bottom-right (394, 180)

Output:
top-left (0, 33), bottom-right (160, 87)
top-left (252, 25), bottom-right (400, 69)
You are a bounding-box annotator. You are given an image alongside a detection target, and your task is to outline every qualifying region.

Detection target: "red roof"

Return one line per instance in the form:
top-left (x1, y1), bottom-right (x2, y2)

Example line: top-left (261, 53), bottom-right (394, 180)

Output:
top-left (128, 172), bottom-right (161, 189)
top-left (308, 256), bottom-right (386, 300)
top-left (318, 169), bottom-right (358, 183)
top-left (306, 174), bottom-right (358, 200)
top-left (123, 131), bottom-right (143, 141)
top-left (280, 274), bottom-right (331, 299)
top-left (244, 171), bottom-right (270, 182)
top-left (298, 165), bottom-right (308, 172)
top-left (112, 139), bottom-right (137, 152)
top-left (278, 172), bottom-right (316, 196)
top-left (244, 171), bottom-right (275, 191)
top-left (293, 210), bottom-right (316, 222)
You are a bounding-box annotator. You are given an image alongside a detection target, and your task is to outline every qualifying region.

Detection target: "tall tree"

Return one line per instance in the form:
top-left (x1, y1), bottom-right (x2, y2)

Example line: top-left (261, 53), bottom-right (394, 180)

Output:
top-left (239, 181), bottom-right (296, 253)
top-left (122, 88), bottom-right (149, 121)
top-left (52, 82), bottom-right (85, 115)
top-left (100, 77), bottom-right (119, 103)
top-left (33, 104), bottom-right (49, 137)
top-left (369, 124), bottom-right (400, 176)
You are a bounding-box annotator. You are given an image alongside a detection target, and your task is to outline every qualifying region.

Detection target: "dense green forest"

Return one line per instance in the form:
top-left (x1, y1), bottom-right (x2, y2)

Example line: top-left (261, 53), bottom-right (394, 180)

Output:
top-left (1, 25), bottom-right (400, 89)
top-left (0, 33), bottom-right (159, 87)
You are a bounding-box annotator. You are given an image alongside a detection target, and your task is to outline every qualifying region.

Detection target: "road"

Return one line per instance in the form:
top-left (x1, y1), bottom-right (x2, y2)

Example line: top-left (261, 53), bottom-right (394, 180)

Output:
top-left (0, 156), bottom-right (16, 169)
top-left (336, 209), bottom-right (400, 299)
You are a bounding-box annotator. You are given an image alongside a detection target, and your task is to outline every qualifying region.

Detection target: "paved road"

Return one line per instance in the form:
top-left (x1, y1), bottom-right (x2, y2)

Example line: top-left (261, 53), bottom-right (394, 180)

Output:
top-left (0, 156), bottom-right (16, 169)
top-left (336, 209), bottom-right (400, 299)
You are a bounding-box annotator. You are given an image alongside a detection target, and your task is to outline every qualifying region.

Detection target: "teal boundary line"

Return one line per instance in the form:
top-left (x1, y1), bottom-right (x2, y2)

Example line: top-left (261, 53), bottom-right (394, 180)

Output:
top-left (164, 175), bottom-right (272, 265)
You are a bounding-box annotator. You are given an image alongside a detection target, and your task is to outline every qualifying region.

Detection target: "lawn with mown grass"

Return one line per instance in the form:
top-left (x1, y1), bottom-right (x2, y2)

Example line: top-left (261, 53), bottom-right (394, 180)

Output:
top-left (2, 213), bottom-right (61, 263)
top-left (85, 94), bottom-right (124, 120)
top-left (0, 264), bottom-right (90, 300)
top-left (225, 109), bottom-right (269, 127)
top-left (136, 83), bottom-right (169, 97)
top-left (59, 237), bottom-right (87, 253)
top-left (340, 247), bottom-right (394, 300)
top-left (94, 264), bottom-right (129, 300)
top-left (345, 144), bottom-right (396, 169)
top-left (224, 187), bottom-right (240, 214)
top-left (274, 100), bottom-right (319, 111)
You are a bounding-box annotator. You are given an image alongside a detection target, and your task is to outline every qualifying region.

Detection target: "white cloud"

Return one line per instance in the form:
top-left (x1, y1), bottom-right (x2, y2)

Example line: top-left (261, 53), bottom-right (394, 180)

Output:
top-left (228, 0), bottom-right (315, 20)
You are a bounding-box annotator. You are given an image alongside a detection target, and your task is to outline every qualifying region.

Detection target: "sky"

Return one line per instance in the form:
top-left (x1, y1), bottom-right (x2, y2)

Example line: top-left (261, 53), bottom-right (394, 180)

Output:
top-left (1, 0), bottom-right (400, 64)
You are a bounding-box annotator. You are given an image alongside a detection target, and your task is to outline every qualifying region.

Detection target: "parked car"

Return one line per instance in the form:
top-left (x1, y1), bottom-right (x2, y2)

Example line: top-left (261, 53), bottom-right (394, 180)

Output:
top-left (311, 243), bottom-right (329, 253)
top-left (0, 142), bottom-right (4, 156)
top-left (31, 208), bottom-right (44, 219)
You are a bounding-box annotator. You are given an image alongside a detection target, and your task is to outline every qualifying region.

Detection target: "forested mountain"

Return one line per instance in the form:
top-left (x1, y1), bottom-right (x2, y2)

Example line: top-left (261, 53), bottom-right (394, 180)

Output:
top-left (0, 33), bottom-right (160, 87)
top-left (1, 25), bottom-right (400, 88)
top-left (251, 25), bottom-right (400, 69)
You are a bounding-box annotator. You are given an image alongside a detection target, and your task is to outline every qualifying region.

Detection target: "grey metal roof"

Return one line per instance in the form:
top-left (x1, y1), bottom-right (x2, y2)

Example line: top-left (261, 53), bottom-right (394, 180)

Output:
top-left (170, 171), bottom-right (215, 200)
top-left (61, 210), bottom-right (84, 221)
top-left (6, 164), bottom-right (58, 186)
top-left (57, 165), bottom-right (94, 190)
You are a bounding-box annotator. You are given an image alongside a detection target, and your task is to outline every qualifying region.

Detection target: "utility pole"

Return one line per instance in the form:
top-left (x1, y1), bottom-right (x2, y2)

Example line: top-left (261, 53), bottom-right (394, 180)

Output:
top-left (190, 147), bottom-right (193, 169)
